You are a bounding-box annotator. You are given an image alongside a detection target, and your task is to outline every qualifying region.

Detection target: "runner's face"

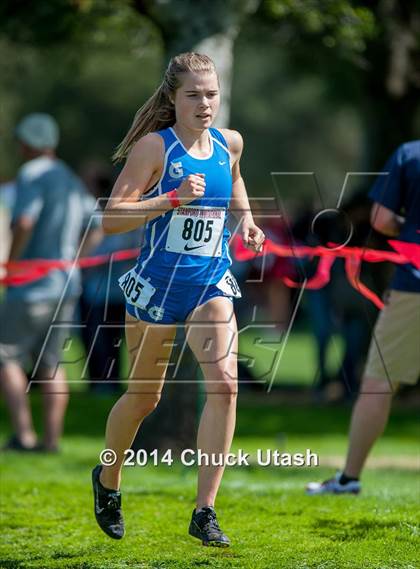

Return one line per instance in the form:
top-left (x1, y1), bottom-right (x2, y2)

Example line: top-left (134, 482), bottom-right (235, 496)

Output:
top-left (173, 72), bottom-right (220, 130)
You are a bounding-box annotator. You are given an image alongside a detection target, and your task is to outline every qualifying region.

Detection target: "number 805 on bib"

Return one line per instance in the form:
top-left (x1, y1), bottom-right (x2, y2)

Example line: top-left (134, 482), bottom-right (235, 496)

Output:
top-left (118, 268), bottom-right (156, 309)
top-left (165, 205), bottom-right (225, 257)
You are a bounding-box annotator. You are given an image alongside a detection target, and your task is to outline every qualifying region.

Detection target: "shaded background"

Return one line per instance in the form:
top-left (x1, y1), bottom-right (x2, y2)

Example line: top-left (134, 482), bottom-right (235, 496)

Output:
top-left (1, 0), bottom-right (419, 194)
top-left (0, 3), bottom-right (419, 568)
top-left (1, 0), bottom-right (419, 403)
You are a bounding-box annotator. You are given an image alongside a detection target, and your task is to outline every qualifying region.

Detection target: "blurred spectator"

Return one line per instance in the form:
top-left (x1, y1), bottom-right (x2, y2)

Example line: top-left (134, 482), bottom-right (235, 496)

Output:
top-left (79, 162), bottom-right (142, 394)
top-left (0, 179), bottom-right (16, 270)
top-left (261, 217), bottom-right (296, 331)
top-left (307, 140), bottom-right (420, 494)
top-left (292, 208), bottom-right (335, 393)
top-left (0, 113), bottom-right (102, 452)
top-left (293, 196), bottom-right (391, 400)
top-left (329, 191), bottom-right (391, 400)
top-left (243, 202), bottom-right (295, 331)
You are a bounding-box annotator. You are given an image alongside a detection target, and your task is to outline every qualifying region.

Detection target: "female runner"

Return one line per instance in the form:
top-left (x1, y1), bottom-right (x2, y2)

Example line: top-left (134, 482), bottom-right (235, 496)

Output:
top-left (92, 52), bottom-right (265, 547)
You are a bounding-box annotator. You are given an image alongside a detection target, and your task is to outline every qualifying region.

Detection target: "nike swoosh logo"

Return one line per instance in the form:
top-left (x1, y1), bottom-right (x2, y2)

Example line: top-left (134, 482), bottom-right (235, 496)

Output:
top-left (219, 161), bottom-right (226, 165)
top-left (184, 244), bottom-right (205, 251)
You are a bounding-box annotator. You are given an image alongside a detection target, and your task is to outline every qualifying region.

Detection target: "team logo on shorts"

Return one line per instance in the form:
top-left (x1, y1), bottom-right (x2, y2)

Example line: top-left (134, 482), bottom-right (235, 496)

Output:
top-left (169, 161), bottom-right (183, 179)
top-left (148, 305), bottom-right (165, 321)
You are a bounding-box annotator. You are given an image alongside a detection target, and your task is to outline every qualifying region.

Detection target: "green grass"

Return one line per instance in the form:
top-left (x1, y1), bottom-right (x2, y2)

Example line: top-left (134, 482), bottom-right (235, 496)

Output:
top-left (1, 395), bottom-right (419, 568)
top-left (63, 331), bottom-right (343, 390)
top-left (239, 330), bottom-right (344, 386)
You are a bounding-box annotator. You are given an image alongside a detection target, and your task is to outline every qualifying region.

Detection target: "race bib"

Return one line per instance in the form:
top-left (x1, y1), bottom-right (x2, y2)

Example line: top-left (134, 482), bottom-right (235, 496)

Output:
top-left (215, 269), bottom-right (242, 298)
top-left (118, 268), bottom-right (156, 309)
top-left (165, 205), bottom-right (225, 257)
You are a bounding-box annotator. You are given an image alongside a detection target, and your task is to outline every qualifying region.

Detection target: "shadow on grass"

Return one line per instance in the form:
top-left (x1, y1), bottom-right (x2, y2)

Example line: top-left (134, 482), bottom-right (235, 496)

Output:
top-left (1, 392), bottom-right (419, 441)
top-left (312, 517), bottom-right (401, 541)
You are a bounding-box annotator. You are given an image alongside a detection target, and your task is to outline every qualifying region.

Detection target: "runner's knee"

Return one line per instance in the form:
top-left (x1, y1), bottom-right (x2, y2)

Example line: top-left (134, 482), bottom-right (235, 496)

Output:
top-left (125, 392), bottom-right (162, 419)
top-left (205, 366), bottom-right (237, 402)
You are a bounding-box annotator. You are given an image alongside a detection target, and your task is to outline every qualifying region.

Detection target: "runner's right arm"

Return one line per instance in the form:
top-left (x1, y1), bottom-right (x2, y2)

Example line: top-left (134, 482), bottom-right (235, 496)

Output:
top-left (103, 134), bottom-right (205, 234)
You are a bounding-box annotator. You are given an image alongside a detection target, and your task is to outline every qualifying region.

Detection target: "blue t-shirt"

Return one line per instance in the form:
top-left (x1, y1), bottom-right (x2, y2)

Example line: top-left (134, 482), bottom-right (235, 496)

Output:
top-left (82, 229), bottom-right (143, 306)
top-left (7, 156), bottom-right (100, 302)
top-left (369, 141), bottom-right (420, 293)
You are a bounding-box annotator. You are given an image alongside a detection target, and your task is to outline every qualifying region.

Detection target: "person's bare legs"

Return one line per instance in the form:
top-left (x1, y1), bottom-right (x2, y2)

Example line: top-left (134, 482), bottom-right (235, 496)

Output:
top-left (38, 365), bottom-right (69, 450)
top-left (99, 312), bottom-right (177, 490)
top-left (0, 362), bottom-right (37, 447)
top-left (186, 297), bottom-right (238, 509)
top-left (343, 375), bottom-right (394, 478)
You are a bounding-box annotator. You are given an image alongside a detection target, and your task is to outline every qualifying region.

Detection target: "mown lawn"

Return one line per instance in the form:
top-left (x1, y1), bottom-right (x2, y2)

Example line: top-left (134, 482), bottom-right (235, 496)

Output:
top-left (62, 330), bottom-right (344, 391)
top-left (0, 395), bottom-right (419, 569)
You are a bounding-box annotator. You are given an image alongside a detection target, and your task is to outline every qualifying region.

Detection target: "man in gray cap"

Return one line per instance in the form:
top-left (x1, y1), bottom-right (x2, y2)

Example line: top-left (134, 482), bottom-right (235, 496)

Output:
top-left (0, 113), bottom-right (102, 451)
top-left (15, 113), bottom-right (60, 153)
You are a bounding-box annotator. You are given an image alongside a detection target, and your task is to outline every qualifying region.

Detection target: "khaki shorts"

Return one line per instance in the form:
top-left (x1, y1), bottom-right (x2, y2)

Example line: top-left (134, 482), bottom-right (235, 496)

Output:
top-left (364, 290), bottom-right (420, 386)
top-left (0, 298), bottom-right (76, 371)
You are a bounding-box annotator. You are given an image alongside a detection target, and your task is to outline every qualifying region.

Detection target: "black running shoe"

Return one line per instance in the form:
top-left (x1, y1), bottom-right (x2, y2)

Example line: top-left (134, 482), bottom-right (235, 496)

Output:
top-left (92, 464), bottom-right (125, 539)
top-left (189, 507), bottom-right (230, 547)
top-left (2, 435), bottom-right (41, 452)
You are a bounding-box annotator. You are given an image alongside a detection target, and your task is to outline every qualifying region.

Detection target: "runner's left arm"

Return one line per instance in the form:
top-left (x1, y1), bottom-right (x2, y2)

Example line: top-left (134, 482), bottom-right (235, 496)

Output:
top-left (222, 129), bottom-right (265, 253)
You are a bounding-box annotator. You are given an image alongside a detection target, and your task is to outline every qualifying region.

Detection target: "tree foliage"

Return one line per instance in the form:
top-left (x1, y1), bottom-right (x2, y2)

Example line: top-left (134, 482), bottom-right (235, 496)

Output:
top-left (0, 1), bottom-right (142, 47)
top-left (1, 0), bottom-right (418, 177)
top-left (263, 0), bottom-right (377, 55)
top-left (257, 0), bottom-right (420, 164)
top-left (0, 2), bottom-right (162, 177)
top-left (134, 0), bottom-right (257, 55)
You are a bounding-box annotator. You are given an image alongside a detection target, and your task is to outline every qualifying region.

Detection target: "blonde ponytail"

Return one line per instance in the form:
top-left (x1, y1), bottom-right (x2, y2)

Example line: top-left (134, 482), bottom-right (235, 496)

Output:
top-left (113, 52), bottom-right (217, 163)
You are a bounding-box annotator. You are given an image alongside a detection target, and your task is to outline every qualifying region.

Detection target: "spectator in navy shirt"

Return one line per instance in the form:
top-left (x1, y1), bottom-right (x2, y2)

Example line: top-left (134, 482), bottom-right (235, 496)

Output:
top-left (307, 141), bottom-right (420, 494)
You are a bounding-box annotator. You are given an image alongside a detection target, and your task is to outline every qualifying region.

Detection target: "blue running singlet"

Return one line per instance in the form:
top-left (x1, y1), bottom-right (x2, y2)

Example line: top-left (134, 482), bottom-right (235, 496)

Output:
top-left (134, 127), bottom-right (233, 285)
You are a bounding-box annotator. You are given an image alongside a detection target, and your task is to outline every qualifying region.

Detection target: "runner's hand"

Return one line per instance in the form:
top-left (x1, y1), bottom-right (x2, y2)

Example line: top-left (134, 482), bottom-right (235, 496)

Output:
top-left (177, 174), bottom-right (206, 204)
top-left (242, 219), bottom-right (265, 253)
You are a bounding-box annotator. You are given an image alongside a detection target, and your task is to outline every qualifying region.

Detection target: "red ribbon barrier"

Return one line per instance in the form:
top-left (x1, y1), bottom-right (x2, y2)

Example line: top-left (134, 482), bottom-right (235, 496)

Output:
top-left (388, 240), bottom-right (420, 269)
top-left (1, 249), bottom-right (140, 286)
top-left (1, 236), bottom-right (419, 310)
top-left (283, 256), bottom-right (335, 290)
top-left (232, 236), bottom-right (419, 310)
top-left (344, 256), bottom-right (385, 309)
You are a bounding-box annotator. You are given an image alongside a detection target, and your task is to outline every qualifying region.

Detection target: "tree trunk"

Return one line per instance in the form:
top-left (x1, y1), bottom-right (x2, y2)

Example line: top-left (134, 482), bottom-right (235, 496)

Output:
top-left (131, 31), bottom-right (236, 453)
top-left (131, 1), bottom-right (261, 453)
top-left (193, 30), bottom-right (237, 127)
